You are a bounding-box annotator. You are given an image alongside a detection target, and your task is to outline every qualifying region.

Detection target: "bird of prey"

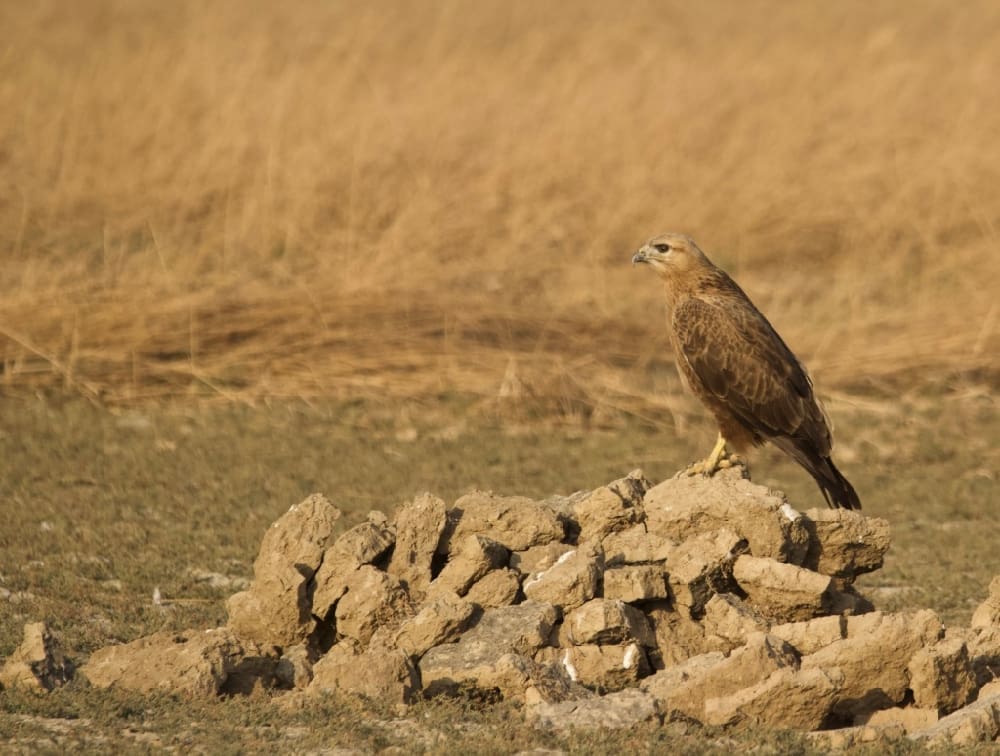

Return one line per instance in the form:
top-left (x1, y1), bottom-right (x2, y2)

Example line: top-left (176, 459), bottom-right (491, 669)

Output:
top-left (632, 233), bottom-right (861, 510)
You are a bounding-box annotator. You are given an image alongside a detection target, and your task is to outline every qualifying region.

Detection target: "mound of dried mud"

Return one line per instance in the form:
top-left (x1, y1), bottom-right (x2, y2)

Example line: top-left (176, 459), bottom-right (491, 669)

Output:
top-left (5, 467), bottom-right (999, 747)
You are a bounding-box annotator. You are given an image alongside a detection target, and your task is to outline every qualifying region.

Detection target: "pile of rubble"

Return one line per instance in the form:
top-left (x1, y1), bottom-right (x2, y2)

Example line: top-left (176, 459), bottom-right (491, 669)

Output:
top-left (4, 467), bottom-right (999, 747)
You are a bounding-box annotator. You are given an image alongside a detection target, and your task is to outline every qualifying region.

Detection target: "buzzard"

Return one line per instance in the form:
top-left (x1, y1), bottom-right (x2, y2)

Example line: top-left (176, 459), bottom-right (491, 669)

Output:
top-left (632, 233), bottom-right (861, 510)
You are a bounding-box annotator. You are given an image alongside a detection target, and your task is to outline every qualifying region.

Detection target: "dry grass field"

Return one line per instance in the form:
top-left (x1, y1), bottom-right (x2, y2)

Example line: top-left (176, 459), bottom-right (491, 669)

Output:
top-left (1, 0), bottom-right (999, 751)
top-left (2, 0), bottom-right (998, 404)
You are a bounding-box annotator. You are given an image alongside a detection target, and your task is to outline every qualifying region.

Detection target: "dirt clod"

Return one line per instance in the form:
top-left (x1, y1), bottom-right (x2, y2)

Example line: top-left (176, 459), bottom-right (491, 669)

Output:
top-left (0, 623), bottom-right (72, 691)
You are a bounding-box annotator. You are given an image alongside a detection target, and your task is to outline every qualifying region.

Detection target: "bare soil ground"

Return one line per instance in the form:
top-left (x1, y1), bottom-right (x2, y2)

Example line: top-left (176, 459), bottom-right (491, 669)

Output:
top-left (1, 393), bottom-right (996, 751)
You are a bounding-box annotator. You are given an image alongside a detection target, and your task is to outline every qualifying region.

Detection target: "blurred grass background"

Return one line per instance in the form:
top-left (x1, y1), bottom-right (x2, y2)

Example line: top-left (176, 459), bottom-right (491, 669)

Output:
top-left (1, 0), bottom-right (998, 407)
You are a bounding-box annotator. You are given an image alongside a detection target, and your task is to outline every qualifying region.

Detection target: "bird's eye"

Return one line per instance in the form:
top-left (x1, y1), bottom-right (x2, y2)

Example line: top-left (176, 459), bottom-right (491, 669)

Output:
top-left (654, 243), bottom-right (671, 253)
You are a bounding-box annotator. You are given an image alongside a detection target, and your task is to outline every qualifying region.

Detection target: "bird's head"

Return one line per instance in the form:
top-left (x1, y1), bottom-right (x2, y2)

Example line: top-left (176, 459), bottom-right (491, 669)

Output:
top-left (631, 233), bottom-right (707, 278)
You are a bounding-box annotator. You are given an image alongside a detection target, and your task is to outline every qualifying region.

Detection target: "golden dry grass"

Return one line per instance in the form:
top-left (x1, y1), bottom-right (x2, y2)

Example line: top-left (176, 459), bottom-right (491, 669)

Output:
top-left (1, 0), bottom-right (998, 405)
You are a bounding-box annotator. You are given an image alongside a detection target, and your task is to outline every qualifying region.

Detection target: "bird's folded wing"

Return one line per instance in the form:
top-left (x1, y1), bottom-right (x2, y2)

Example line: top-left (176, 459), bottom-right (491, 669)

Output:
top-left (671, 296), bottom-right (815, 439)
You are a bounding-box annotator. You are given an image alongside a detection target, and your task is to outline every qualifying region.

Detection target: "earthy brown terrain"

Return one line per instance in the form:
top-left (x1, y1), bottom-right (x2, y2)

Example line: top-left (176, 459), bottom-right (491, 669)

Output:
top-left (13, 465), bottom-right (990, 750)
top-left (1, 0), bottom-right (999, 751)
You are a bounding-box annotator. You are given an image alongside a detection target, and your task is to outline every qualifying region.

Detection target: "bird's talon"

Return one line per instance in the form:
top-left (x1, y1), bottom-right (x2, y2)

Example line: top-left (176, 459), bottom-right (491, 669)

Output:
top-left (680, 461), bottom-right (705, 477)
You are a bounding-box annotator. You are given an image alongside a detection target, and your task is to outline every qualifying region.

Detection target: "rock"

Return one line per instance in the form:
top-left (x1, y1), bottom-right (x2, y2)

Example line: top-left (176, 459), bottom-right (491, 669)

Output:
top-left (857, 705), bottom-right (939, 733)
top-left (227, 493), bottom-right (341, 647)
top-left (311, 519), bottom-right (395, 617)
top-left (806, 724), bottom-right (906, 750)
top-left (971, 575), bottom-right (1000, 629)
top-left (827, 584), bottom-right (875, 616)
top-left (188, 569), bottom-right (248, 592)
top-left (223, 649), bottom-right (284, 695)
top-left (463, 602), bottom-right (560, 656)
top-left (703, 666), bottom-right (844, 730)
top-left (442, 492), bottom-right (564, 554)
top-left (426, 535), bottom-right (508, 598)
top-left (645, 602), bottom-right (714, 666)
top-left (310, 567), bottom-right (354, 621)
top-left (844, 609), bottom-right (888, 638)
top-left (800, 609), bottom-right (943, 716)
top-left (701, 593), bottom-right (769, 651)
top-left (601, 525), bottom-right (675, 567)
top-left (537, 490), bottom-right (590, 522)
top-left (732, 554), bottom-right (833, 622)
top-left (769, 615), bottom-right (844, 655)
top-left (393, 592), bottom-right (476, 658)
top-left (980, 678), bottom-right (1000, 700)
top-left (419, 640), bottom-right (535, 701)
top-left (666, 529), bottom-right (744, 617)
top-left (538, 643), bottom-right (649, 692)
top-left (640, 651), bottom-right (725, 708)
top-left (335, 566), bottom-right (412, 645)
top-left (801, 508), bottom-right (891, 581)
top-left (465, 568), bottom-right (521, 608)
top-left (542, 643), bottom-right (585, 684)
top-left (509, 542), bottom-right (577, 574)
top-left (254, 494), bottom-right (342, 581)
top-left (522, 542), bottom-right (602, 612)
top-left (642, 633), bottom-right (799, 721)
top-left (531, 688), bottom-right (660, 730)
top-left (418, 601), bottom-right (561, 701)
top-left (966, 625), bottom-right (1000, 688)
top-left (907, 638), bottom-right (976, 714)
top-left (563, 599), bottom-right (655, 647)
top-left (603, 564), bottom-right (668, 603)
top-left (644, 467), bottom-right (809, 564)
top-left (226, 563), bottom-right (313, 647)
top-left (0, 622), bottom-right (72, 691)
top-left (387, 493), bottom-right (448, 597)
top-left (571, 470), bottom-right (650, 542)
top-left (81, 628), bottom-right (250, 696)
top-left (522, 663), bottom-right (595, 707)
top-left (327, 519), bottom-right (395, 566)
top-left (908, 690), bottom-right (1000, 746)
top-left (308, 639), bottom-right (420, 704)
top-left (274, 643), bottom-right (314, 690)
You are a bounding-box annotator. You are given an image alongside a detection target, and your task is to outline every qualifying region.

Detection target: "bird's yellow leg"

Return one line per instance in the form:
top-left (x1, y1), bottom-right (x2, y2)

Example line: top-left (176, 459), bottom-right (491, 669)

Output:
top-left (684, 433), bottom-right (729, 476)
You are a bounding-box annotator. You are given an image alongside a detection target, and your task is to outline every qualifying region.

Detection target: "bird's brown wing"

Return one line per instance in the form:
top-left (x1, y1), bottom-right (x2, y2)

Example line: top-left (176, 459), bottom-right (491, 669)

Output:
top-left (672, 294), bottom-right (830, 453)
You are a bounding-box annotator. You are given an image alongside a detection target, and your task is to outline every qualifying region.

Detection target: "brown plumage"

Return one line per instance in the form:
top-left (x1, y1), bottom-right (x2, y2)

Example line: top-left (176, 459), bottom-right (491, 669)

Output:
top-left (632, 233), bottom-right (861, 510)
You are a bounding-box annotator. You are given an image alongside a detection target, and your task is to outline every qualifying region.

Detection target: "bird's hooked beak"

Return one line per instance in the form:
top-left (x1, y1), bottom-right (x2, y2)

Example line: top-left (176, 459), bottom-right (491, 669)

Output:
top-left (631, 245), bottom-right (663, 266)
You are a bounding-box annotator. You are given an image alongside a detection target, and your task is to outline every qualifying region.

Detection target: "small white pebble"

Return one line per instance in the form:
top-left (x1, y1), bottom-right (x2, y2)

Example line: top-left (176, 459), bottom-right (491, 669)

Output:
top-left (523, 573), bottom-right (543, 590)
top-left (553, 550), bottom-right (576, 567)
top-left (623, 643), bottom-right (639, 670)
top-left (562, 649), bottom-right (579, 682)
top-left (780, 502), bottom-right (801, 522)
top-left (525, 550), bottom-right (576, 590)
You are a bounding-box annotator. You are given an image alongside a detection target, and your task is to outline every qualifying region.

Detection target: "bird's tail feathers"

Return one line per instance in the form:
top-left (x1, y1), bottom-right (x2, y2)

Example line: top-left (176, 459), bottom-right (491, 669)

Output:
top-left (811, 456), bottom-right (862, 511)
top-left (773, 438), bottom-right (862, 510)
